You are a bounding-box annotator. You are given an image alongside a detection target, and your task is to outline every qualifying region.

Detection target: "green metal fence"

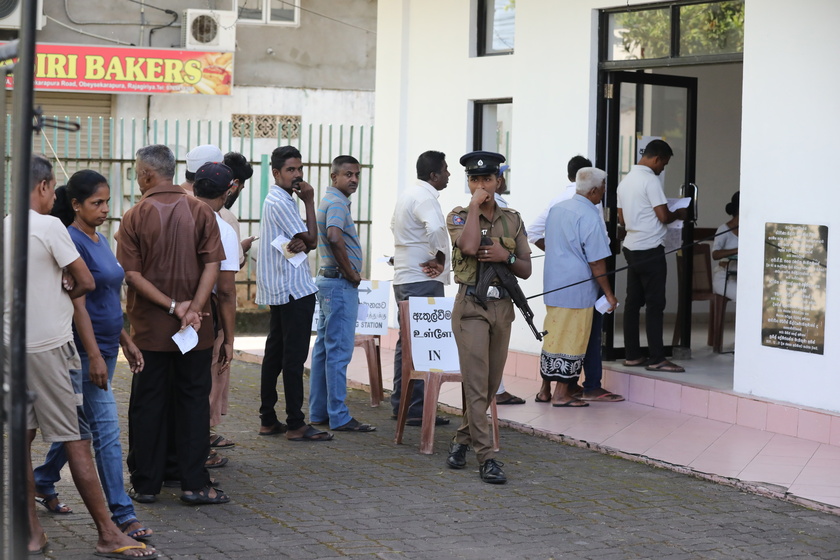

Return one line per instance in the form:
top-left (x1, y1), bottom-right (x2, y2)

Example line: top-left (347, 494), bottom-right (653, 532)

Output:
top-left (20, 116), bottom-right (374, 307)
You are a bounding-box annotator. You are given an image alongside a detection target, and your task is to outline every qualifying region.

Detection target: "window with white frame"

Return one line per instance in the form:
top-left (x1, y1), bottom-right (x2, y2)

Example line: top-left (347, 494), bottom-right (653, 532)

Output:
top-left (235, 0), bottom-right (299, 26)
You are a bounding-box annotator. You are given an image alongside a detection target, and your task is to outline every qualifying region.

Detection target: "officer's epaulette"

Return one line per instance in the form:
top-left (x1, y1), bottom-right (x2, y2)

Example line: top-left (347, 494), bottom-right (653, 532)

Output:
top-left (500, 207), bottom-right (521, 217)
top-left (451, 206), bottom-right (467, 214)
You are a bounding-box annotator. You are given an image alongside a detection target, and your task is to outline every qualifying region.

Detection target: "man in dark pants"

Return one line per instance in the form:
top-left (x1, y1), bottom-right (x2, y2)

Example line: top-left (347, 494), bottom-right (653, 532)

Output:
top-left (256, 146), bottom-right (333, 442)
top-left (617, 139), bottom-right (687, 373)
top-left (390, 150), bottom-right (452, 426)
top-left (117, 144), bottom-right (229, 505)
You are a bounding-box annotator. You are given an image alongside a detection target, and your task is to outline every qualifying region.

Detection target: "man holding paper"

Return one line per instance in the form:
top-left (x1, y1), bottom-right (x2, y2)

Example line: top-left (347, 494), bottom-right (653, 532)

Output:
top-left (117, 144), bottom-right (228, 505)
top-left (256, 146), bottom-right (333, 442)
top-left (537, 168), bottom-right (618, 407)
top-left (617, 139), bottom-right (687, 373)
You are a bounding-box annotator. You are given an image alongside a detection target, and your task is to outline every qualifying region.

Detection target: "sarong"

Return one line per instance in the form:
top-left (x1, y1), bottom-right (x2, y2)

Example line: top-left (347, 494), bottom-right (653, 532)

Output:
top-left (539, 306), bottom-right (593, 382)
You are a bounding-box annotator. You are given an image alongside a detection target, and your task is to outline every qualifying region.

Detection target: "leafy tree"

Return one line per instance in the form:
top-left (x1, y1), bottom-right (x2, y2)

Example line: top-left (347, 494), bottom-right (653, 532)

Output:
top-left (615, 1), bottom-right (744, 59)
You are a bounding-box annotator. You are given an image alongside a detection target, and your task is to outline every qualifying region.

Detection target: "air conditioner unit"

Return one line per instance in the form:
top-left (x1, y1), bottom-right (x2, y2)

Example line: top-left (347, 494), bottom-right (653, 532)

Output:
top-left (182, 9), bottom-right (236, 52)
top-left (0, 0), bottom-right (46, 30)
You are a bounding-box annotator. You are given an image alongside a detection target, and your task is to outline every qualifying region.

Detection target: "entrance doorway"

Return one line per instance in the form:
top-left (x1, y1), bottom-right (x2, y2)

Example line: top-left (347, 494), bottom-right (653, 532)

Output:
top-left (595, 1), bottom-right (744, 387)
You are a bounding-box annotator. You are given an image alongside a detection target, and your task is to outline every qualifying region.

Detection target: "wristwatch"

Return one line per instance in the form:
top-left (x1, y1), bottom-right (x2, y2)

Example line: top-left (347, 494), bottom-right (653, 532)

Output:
top-left (506, 253), bottom-right (516, 265)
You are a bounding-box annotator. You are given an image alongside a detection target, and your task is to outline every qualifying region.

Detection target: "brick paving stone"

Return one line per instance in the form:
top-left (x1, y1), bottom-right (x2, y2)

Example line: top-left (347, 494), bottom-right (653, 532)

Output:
top-left (20, 358), bottom-right (840, 560)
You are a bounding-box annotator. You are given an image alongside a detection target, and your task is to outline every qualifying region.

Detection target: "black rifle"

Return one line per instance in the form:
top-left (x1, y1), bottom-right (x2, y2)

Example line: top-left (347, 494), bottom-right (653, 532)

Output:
top-left (473, 238), bottom-right (547, 341)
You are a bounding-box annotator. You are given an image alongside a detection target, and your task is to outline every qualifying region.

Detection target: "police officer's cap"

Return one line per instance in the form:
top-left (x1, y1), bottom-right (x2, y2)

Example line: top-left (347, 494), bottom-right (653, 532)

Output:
top-left (459, 151), bottom-right (506, 176)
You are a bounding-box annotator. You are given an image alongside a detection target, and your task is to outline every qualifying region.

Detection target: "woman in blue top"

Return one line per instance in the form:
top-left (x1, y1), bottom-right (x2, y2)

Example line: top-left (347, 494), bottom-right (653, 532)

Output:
top-left (33, 170), bottom-right (153, 541)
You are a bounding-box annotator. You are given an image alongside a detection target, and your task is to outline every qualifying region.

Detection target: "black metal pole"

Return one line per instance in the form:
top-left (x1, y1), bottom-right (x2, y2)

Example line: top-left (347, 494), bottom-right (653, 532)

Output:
top-left (10, 1), bottom-right (37, 557)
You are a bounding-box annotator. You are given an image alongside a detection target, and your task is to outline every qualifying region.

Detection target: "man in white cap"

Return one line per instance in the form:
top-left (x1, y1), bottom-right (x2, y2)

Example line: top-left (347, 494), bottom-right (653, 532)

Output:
top-left (181, 144), bottom-right (224, 196)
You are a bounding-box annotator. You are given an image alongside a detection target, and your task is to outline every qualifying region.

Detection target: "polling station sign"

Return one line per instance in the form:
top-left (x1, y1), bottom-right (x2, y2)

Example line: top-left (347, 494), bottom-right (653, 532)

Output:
top-left (408, 297), bottom-right (459, 373)
top-left (311, 280), bottom-right (391, 336)
top-left (1, 43), bottom-right (233, 95)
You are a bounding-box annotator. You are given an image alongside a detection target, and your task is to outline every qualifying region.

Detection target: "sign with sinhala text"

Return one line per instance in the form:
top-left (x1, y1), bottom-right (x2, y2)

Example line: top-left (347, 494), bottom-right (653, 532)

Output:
top-left (311, 280), bottom-right (390, 336)
top-left (408, 297), bottom-right (459, 373)
top-left (1, 43), bottom-right (233, 95)
top-left (761, 223), bottom-right (827, 355)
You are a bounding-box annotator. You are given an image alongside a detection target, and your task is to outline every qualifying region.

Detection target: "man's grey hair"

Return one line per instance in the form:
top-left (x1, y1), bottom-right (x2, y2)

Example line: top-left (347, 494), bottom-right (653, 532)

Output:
top-left (31, 154), bottom-right (53, 188)
top-left (136, 144), bottom-right (176, 180)
top-left (575, 167), bottom-right (607, 194)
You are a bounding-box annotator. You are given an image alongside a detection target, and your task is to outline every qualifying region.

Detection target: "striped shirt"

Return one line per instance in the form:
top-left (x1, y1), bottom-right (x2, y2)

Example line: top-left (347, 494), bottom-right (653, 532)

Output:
top-left (317, 186), bottom-right (363, 272)
top-left (255, 186), bottom-right (317, 305)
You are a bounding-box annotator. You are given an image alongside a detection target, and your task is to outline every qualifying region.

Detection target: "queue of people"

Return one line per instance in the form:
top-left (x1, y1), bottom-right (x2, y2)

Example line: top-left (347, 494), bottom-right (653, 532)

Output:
top-left (12, 138), bottom-right (729, 556)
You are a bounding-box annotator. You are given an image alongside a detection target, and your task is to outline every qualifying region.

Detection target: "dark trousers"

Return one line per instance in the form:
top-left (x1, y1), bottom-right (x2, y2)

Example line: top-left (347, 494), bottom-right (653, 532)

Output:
top-left (623, 246), bottom-right (667, 363)
top-left (127, 348), bottom-right (212, 494)
top-left (391, 281), bottom-right (445, 418)
top-left (259, 293), bottom-right (316, 431)
top-left (582, 309), bottom-right (603, 391)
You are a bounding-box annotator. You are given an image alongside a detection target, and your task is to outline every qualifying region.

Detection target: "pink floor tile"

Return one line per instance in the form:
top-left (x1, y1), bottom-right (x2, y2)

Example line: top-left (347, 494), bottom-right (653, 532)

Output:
top-left (680, 386), bottom-right (709, 418)
top-left (798, 410), bottom-right (832, 444)
top-left (515, 352), bottom-right (540, 380)
top-left (601, 409), bottom-right (688, 455)
top-left (758, 434), bottom-right (819, 459)
top-left (602, 369), bottom-right (630, 397)
top-left (628, 375), bottom-right (655, 406)
top-left (766, 403), bottom-right (799, 437)
top-left (791, 465), bottom-right (840, 487)
top-left (653, 380), bottom-right (682, 412)
top-left (737, 461), bottom-right (805, 486)
top-left (708, 391), bottom-right (738, 423)
top-left (736, 399), bottom-right (768, 431)
top-left (696, 425), bottom-right (774, 462)
top-left (831, 417), bottom-right (840, 447)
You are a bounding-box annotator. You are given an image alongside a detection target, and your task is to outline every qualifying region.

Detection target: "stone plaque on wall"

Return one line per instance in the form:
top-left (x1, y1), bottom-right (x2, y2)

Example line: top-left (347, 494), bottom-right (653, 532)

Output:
top-left (761, 223), bottom-right (828, 354)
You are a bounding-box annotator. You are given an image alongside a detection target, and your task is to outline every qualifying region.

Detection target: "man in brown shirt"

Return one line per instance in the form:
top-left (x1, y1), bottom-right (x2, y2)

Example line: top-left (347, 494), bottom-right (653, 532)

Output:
top-left (116, 144), bottom-right (230, 505)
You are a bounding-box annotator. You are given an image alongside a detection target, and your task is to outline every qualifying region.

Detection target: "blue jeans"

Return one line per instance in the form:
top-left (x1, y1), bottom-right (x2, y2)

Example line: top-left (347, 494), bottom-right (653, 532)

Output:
top-left (34, 354), bottom-right (137, 526)
top-left (309, 276), bottom-right (358, 429)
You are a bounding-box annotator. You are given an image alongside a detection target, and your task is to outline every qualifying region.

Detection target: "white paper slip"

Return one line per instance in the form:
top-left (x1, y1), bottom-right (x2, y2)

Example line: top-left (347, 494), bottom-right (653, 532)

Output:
top-left (270, 234), bottom-right (308, 268)
top-left (667, 197), bottom-right (691, 212)
top-left (595, 295), bottom-right (618, 315)
top-left (172, 325), bottom-right (199, 354)
top-left (357, 303), bottom-right (369, 321)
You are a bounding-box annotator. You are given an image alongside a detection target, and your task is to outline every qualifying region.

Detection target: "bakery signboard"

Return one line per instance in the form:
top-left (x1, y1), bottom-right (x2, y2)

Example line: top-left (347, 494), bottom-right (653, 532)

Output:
top-left (1, 43), bottom-right (233, 95)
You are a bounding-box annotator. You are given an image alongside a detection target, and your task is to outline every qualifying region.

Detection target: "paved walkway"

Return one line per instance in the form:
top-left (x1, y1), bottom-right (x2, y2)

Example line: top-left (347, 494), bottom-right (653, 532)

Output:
top-left (28, 357), bottom-right (840, 559)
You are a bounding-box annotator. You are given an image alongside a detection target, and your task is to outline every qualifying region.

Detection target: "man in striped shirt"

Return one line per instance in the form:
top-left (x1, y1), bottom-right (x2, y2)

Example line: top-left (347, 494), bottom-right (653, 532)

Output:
top-left (256, 146), bottom-right (333, 442)
top-left (309, 155), bottom-right (376, 432)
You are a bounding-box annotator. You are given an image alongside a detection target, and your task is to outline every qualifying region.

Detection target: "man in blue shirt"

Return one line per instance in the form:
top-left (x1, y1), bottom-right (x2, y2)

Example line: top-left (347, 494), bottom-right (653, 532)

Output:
top-left (538, 168), bottom-right (618, 406)
top-left (310, 155), bottom-right (376, 432)
top-left (256, 146), bottom-right (333, 442)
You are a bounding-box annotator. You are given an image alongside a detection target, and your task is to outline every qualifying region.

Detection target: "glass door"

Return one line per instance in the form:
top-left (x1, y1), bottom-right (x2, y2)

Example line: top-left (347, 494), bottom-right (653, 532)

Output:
top-left (599, 71), bottom-right (698, 360)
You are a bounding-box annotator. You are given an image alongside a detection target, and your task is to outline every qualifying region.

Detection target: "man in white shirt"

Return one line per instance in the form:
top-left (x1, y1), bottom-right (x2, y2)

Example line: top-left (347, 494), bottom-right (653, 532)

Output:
top-left (617, 140), bottom-right (687, 373)
top-left (528, 155), bottom-right (592, 250)
top-left (390, 151), bottom-right (452, 426)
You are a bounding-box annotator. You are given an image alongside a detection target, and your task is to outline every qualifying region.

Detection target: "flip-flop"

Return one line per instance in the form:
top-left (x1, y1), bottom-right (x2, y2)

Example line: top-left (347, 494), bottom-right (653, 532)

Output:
top-left (204, 454), bottom-right (228, 469)
top-left (94, 542), bottom-right (159, 558)
top-left (119, 518), bottom-right (153, 541)
top-left (496, 394), bottom-right (526, 405)
top-left (258, 421), bottom-right (287, 436)
top-left (552, 399), bottom-right (589, 407)
top-left (534, 394), bottom-right (551, 403)
top-left (287, 425), bottom-right (334, 442)
top-left (35, 493), bottom-right (72, 514)
top-left (623, 358), bottom-right (650, 367)
top-left (209, 434), bottom-right (235, 448)
top-left (645, 361), bottom-right (685, 373)
top-left (579, 391), bottom-right (625, 402)
top-left (334, 418), bottom-right (376, 432)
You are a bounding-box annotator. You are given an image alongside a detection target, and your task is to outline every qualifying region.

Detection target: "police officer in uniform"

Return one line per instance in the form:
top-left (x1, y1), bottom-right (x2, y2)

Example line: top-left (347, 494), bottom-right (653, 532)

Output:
top-left (445, 151), bottom-right (531, 484)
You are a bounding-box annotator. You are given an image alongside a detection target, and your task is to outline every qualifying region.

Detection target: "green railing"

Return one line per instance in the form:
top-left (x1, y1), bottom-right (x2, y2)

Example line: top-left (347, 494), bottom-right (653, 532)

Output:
top-left (19, 116), bottom-right (374, 307)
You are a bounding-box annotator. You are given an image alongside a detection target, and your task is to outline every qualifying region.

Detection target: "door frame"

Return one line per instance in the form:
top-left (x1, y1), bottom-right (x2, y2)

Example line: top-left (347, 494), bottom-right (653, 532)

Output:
top-left (596, 70), bottom-right (698, 361)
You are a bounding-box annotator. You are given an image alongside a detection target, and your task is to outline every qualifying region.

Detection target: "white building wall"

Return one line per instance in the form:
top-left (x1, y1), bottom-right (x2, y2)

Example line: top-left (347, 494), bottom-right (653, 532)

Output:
top-left (734, 0), bottom-right (840, 411)
top-left (374, 0), bottom-right (840, 413)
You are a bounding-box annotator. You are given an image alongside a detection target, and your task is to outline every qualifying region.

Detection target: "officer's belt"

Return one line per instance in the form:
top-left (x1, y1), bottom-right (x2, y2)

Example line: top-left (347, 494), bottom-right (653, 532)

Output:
top-left (460, 284), bottom-right (509, 300)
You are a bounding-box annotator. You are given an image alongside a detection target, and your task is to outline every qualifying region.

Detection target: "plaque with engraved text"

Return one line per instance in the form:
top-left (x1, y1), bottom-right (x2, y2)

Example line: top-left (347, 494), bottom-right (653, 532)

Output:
top-left (761, 223), bottom-right (827, 354)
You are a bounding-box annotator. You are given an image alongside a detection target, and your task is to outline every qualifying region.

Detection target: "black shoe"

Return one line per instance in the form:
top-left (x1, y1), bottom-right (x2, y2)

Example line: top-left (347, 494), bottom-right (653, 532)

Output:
top-left (446, 440), bottom-right (469, 469)
top-left (128, 487), bottom-right (157, 503)
top-left (406, 416), bottom-right (450, 427)
top-left (479, 458), bottom-right (507, 484)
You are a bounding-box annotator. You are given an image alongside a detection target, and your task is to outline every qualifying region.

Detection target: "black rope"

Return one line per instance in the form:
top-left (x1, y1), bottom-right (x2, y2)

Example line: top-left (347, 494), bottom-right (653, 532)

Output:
top-left (525, 225), bottom-right (827, 301)
top-left (525, 226), bottom-right (732, 301)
